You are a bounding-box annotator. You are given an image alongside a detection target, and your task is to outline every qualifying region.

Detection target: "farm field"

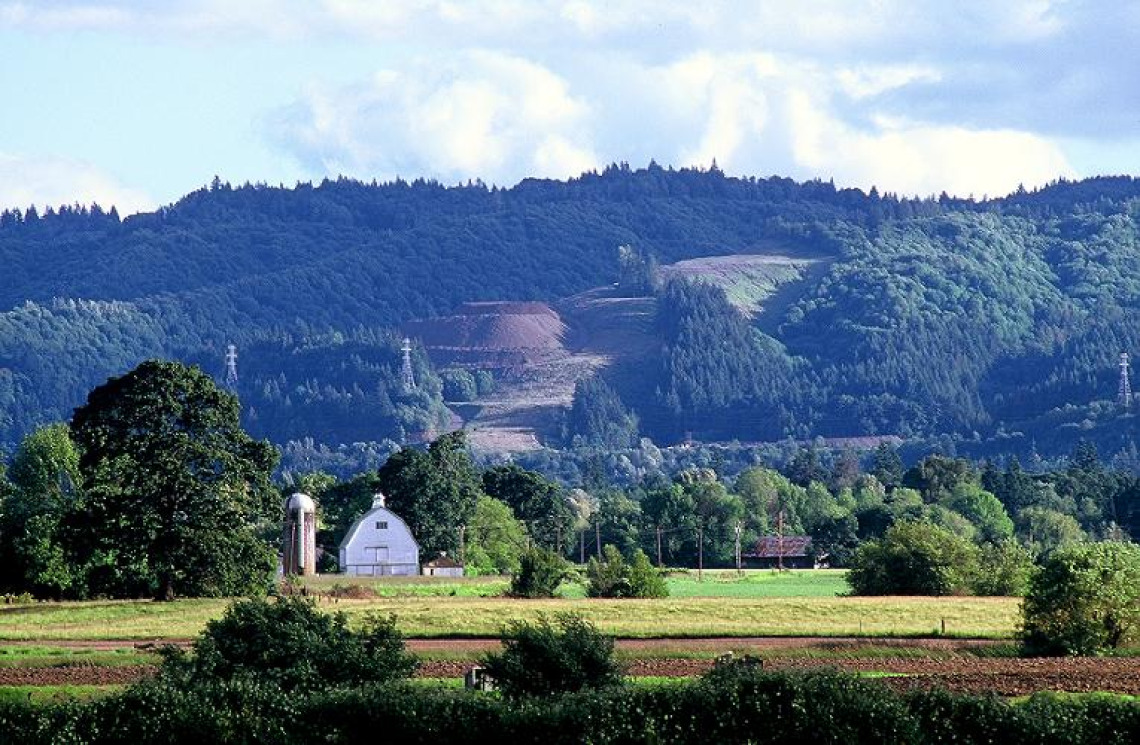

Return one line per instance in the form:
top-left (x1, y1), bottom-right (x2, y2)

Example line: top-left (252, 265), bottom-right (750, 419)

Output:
top-left (10, 640), bottom-right (1140, 699)
top-left (0, 570), bottom-right (1017, 642)
top-left (0, 568), bottom-right (1046, 702)
top-left (295, 568), bottom-right (850, 598)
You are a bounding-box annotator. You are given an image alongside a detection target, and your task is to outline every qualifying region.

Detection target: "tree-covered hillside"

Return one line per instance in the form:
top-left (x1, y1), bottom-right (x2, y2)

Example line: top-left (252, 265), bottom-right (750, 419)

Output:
top-left (3, 165), bottom-right (1140, 458)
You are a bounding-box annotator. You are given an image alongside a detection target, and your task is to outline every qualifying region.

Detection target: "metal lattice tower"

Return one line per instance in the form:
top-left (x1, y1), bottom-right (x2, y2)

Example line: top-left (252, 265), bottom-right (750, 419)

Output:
top-left (1120, 352), bottom-right (1133, 408)
top-left (225, 344), bottom-right (239, 390)
top-left (401, 337), bottom-right (417, 392)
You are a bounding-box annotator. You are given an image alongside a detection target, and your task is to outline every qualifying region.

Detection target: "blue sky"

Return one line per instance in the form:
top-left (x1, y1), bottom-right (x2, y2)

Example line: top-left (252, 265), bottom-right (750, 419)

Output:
top-left (2, 0), bottom-right (1138, 214)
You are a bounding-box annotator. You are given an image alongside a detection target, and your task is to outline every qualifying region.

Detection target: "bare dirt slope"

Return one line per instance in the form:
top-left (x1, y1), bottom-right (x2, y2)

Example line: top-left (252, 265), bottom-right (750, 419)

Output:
top-left (414, 250), bottom-right (822, 453)
top-left (657, 253), bottom-right (820, 317)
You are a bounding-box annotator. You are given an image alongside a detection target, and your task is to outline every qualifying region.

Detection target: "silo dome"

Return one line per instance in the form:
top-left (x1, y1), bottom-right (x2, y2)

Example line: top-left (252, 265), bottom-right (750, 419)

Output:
top-left (285, 492), bottom-right (316, 513)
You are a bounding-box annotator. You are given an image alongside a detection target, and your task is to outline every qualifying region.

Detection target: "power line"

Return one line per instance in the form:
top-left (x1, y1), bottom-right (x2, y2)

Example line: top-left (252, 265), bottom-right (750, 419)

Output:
top-left (401, 337), bottom-right (417, 392)
top-left (1120, 352), bottom-right (1132, 409)
top-left (224, 344), bottom-right (239, 391)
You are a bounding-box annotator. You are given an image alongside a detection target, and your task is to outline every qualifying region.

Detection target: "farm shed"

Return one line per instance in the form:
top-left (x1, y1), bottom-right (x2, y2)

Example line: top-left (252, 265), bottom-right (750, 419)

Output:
top-left (743, 536), bottom-right (820, 569)
top-left (422, 553), bottom-right (464, 577)
top-left (339, 493), bottom-right (420, 576)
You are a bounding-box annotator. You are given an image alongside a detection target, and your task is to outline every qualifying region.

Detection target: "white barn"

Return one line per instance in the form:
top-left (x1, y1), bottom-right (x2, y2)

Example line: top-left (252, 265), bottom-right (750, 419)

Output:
top-left (339, 492), bottom-right (421, 576)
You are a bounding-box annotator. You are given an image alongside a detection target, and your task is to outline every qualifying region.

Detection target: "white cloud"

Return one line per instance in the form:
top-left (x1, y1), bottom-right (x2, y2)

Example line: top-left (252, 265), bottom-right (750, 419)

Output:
top-left (0, 2), bottom-right (134, 30)
top-left (268, 47), bottom-right (1073, 196)
top-left (268, 51), bottom-right (597, 184)
top-left (0, 154), bottom-right (154, 215)
top-left (0, 0), bottom-right (1125, 198)
top-left (836, 65), bottom-right (942, 101)
top-left (591, 53), bottom-right (1074, 196)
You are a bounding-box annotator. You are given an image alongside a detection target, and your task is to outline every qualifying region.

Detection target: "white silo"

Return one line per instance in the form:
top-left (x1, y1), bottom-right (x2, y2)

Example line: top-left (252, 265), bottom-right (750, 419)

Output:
top-left (282, 492), bottom-right (317, 576)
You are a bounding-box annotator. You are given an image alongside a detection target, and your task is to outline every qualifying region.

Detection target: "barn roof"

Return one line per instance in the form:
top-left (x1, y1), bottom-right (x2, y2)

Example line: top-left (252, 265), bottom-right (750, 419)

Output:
top-left (743, 536), bottom-right (812, 558)
top-left (338, 505), bottom-right (420, 553)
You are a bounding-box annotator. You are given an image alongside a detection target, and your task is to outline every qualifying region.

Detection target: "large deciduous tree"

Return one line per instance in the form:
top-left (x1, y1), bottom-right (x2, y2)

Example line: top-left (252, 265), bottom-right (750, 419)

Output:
top-left (846, 520), bottom-right (980, 596)
top-left (1021, 541), bottom-right (1140, 655)
top-left (482, 465), bottom-right (574, 551)
top-left (465, 495), bottom-right (528, 575)
top-left (376, 431), bottom-right (480, 558)
top-left (70, 360), bottom-right (279, 600)
top-left (0, 424), bottom-right (82, 597)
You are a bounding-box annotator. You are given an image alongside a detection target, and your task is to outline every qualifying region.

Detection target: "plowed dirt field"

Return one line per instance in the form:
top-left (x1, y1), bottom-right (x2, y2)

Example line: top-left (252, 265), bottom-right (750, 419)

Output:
top-left (7, 638), bottom-right (1140, 696)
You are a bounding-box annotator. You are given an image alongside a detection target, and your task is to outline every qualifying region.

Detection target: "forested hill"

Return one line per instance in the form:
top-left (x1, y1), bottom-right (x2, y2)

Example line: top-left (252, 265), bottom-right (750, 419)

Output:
top-left (3, 165), bottom-right (1140, 459)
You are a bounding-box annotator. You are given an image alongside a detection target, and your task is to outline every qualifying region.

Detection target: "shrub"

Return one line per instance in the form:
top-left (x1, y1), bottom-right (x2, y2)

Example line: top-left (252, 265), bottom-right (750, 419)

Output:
top-left (626, 549), bottom-right (669, 598)
top-left (480, 613), bottom-right (622, 698)
top-left (474, 369), bottom-right (495, 396)
top-left (509, 545), bottom-right (572, 598)
top-left (160, 595), bottom-right (418, 691)
top-left (847, 520), bottom-right (980, 595)
top-left (7, 669), bottom-right (1140, 743)
top-left (586, 545), bottom-right (668, 598)
top-left (1020, 541), bottom-right (1140, 656)
top-left (440, 369), bottom-right (477, 401)
top-left (972, 539), bottom-right (1035, 596)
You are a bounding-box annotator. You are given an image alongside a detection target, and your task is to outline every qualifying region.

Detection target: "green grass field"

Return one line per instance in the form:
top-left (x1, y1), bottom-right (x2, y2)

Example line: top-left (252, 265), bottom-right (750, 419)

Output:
top-left (663, 569), bottom-right (849, 598)
top-left (0, 645), bottom-right (159, 668)
top-left (0, 569), bottom-right (1020, 642)
top-left (0, 684), bottom-right (125, 704)
top-left (293, 568), bottom-right (849, 600)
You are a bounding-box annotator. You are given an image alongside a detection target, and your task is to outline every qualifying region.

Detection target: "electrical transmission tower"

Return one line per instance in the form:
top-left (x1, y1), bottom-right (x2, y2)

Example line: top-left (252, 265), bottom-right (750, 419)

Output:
top-left (224, 344), bottom-right (239, 391)
top-left (1120, 352), bottom-right (1133, 408)
top-left (401, 337), bottom-right (417, 392)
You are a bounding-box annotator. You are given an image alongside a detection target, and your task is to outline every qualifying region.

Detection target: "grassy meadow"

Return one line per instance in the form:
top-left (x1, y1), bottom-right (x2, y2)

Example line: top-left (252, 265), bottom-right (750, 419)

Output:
top-left (0, 570), bottom-right (1021, 642)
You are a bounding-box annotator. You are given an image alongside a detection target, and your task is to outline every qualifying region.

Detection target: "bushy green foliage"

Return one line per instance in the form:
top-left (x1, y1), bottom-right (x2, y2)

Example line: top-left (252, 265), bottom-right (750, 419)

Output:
top-left (465, 495), bottom-right (527, 575)
top-left (1017, 506), bottom-right (1086, 553)
top-left (847, 520), bottom-right (981, 596)
top-left (973, 539), bottom-right (1035, 596)
top-left (440, 368), bottom-right (477, 401)
top-left (474, 369), bottom-right (495, 396)
top-left (945, 483), bottom-right (1015, 543)
top-left (377, 431), bottom-right (480, 557)
top-left (0, 424), bottom-right (81, 597)
top-left (480, 613), bottom-right (622, 698)
top-left (68, 360), bottom-right (279, 600)
top-left (654, 279), bottom-right (798, 442)
top-left (7, 172), bottom-right (1140, 462)
top-left (225, 329), bottom-right (449, 447)
top-left (160, 596), bottom-right (417, 692)
top-left (6, 666), bottom-right (1140, 743)
top-left (482, 465), bottom-right (574, 552)
top-left (509, 545), bottom-right (572, 598)
top-left (1020, 541), bottom-right (1140, 655)
top-left (566, 376), bottom-right (639, 449)
top-left (586, 545), bottom-right (668, 598)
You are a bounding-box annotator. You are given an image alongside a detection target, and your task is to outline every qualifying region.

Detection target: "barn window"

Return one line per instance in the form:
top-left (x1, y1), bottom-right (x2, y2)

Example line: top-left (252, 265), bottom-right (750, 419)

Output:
top-left (376, 521), bottom-right (388, 529)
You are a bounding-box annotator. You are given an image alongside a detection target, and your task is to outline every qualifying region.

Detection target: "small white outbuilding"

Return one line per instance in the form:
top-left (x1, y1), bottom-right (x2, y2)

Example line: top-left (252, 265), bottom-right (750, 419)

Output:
top-left (339, 492), bottom-right (420, 576)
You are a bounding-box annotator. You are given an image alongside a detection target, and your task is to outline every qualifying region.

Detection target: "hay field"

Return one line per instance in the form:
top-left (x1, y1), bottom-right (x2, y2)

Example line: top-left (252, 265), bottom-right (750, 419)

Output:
top-left (0, 571), bottom-right (1020, 642)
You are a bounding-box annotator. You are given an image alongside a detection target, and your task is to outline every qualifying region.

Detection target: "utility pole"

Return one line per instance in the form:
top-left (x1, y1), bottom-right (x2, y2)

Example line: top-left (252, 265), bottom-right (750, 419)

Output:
top-left (1121, 352), bottom-right (1133, 408)
top-left (595, 519), bottom-right (601, 558)
top-left (775, 510), bottom-right (784, 574)
top-left (458, 525), bottom-right (466, 567)
top-left (656, 524), bottom-right (663, 568)
top-left (734, 521), bottom-right (743, 576)
top-left (579, 530), bottom-right (585, 564)
top-left (697, 523), bottom-right (704, 582)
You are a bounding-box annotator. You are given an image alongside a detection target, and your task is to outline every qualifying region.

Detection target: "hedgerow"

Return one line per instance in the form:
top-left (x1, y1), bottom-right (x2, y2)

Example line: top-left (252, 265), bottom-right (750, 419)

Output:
top-left (4, 669), bottom-right (1140, 744)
